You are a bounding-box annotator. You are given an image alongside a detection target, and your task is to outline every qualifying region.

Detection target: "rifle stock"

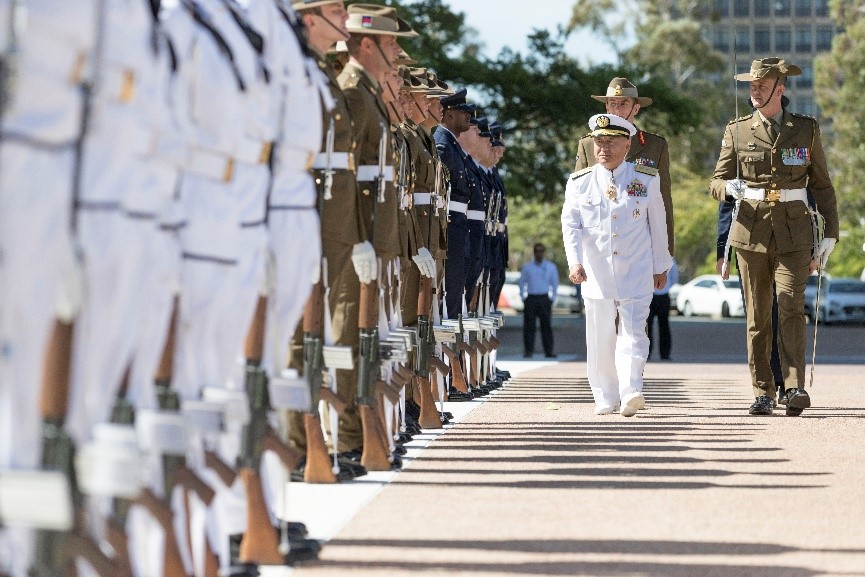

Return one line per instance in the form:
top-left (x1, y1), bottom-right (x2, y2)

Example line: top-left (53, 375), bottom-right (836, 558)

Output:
top-left (301, 285), bottom-right (337, 483)
top-left (319, 387), bottom-right (347, 416)
top-left (135, 489), bottom-right (187, 577)
top-left (303, 413), bottom-right (337, 484)
top-left (415, 374), bottom-right (442, 429)
top-left (440, 345), bottom-right (469, 393)
top-left (204, 450), bottom-right (237, 488)
top-left (67, 533), bottom-right (117, 577)
top-left (106, 519), bottom-right (133, 577)
top-left (358, 405), bottom-right (391, 472)
top-left (262, 426), bottom-right (302, 471)
top-left (237, 469), bottom-right (283, 565)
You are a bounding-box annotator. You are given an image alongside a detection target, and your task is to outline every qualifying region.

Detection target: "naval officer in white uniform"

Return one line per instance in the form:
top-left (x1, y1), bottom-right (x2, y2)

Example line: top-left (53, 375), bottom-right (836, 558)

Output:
top-left (562, 114), bottom-right (672, 417)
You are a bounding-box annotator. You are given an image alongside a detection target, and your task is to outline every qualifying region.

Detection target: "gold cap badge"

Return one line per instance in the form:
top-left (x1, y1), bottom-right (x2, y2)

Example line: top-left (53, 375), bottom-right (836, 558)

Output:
top-left (597, 115), bottom-right (610, 128)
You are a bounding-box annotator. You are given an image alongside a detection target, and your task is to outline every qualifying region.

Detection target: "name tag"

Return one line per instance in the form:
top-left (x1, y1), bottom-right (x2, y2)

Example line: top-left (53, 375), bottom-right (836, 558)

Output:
top-left (781, 148), bottom-right (810, 166)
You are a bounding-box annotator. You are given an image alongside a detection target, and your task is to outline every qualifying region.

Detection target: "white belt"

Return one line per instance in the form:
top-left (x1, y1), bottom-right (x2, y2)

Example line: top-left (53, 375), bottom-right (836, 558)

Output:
top-left (414, 192), bottom-right (432, 205)
top-left (743, 187), bottom-right (808, 202)
top-left (312, 151), bottom-right (353, 171)
top-left (356, 165), bottom-right (395, 182)
top-left (467, 210), bottom-right (485, 221)
top-left (448, 200), bottom-right (468, 214)
top-left (279, 147), bottom-right (316, 172)
top-left (186, 148), bottom-right (235, 183)
top-left (235, 137), bottom-right (273, 165)
top-left (102, 65), bottom-right (137, 104)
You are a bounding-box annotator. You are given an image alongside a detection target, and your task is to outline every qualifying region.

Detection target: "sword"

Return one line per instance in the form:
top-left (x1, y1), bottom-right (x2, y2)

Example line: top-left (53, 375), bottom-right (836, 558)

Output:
top-left (323, 117), bottom-right (335, 200)
top-left (721, 31), bottom-right (741, 280)
top-left (376, 121), bottom-right (387, 203)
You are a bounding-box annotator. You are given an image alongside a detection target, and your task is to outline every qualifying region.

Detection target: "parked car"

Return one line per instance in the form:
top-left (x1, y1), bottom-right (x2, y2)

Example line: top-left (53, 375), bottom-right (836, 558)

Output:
top-left (804, 271), bottom-right (831, 318)
top-left (675, 274), bottom-right (745, 318)
top-left (554, 284), bottom-right (583, 314)
top-left (498, 271), bottom-right (524, 312)
top-left (807, 278), bottom-right (865, 325)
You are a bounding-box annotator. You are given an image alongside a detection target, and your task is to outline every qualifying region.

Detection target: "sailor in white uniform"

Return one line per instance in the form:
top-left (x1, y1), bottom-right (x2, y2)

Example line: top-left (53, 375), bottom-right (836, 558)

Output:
top-left (561, 114), bottom-right (672, 417)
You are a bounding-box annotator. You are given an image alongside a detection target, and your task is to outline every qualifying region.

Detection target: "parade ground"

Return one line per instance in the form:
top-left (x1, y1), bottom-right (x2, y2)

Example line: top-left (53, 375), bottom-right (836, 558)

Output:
top-left (263, 320), bottom-right (865, 577)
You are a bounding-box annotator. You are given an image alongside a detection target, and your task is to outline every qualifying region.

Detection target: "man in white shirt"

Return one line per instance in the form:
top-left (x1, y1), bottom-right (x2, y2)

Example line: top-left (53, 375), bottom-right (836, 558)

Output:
top-left (519, 243), bottom-right (559, 358)
top-left (562, 114), bottom-right (672, 417)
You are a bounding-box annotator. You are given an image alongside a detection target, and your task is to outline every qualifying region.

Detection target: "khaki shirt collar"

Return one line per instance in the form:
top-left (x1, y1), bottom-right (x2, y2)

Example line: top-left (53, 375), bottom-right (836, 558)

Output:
top-left (348, 57), bottom-right (380, 91)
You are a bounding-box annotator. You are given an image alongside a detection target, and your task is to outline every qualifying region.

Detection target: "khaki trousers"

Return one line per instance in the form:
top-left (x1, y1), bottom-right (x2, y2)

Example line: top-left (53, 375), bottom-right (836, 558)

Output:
top-left (287, 240), bottom-right (363, 452)
top-left (737, 237), bottom-right (810, 398)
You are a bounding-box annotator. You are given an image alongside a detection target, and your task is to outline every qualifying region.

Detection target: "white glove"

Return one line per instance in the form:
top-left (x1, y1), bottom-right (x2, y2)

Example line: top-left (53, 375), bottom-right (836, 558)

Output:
top-left (412, 247), bottom-right (436, 278)
top-left (351, 241), bottom-right (377, 284)
top-left (815, 237), bottom-right (837, 266)
top-left (725, 179), bottom-right (746, 201)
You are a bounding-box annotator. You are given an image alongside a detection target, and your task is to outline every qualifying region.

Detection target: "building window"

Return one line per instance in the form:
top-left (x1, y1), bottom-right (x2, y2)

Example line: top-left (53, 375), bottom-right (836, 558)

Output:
top-left (796, 62), bottom-right (813, 89)
top-left (775, 27), bottom-right (791, 52)
top-left (754, 27), bottom-right (771, 52)
top-left (815, 26), bottom-right (833, 51)
top-left (734, 0), bottom-right (750, 17)
top-left (713, 0), bottom-right (730, 17)
top-left (712, 28), bottom-right (730, 52)
top-left (795, 0), bottom-right (812, 17)
top-left (754, 0), bottom-right (772, 16)
top-left (815, 0), bottom-right (829, 16)
top-left (795, 25), bottom-right (812, 52)
top-left (735, 28), bottom-right (751, 52)
top-left (774, 0), bottom-right (792, 17)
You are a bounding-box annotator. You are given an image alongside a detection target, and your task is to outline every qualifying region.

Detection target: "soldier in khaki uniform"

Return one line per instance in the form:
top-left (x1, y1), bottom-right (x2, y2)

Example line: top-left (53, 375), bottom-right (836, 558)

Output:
top-left (709, 57), bottom-right (839, 416)
top-left (288, 0), bottom-right (368, 462)
top-left (335, 4), bottom-right (416, 453)
top-left (575, 78), bottom-right (674, 255)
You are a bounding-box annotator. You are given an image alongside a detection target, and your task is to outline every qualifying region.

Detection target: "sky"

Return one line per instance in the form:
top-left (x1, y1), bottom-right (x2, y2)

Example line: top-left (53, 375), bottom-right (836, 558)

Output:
top-left (456, 0), bottom-right (621, 66)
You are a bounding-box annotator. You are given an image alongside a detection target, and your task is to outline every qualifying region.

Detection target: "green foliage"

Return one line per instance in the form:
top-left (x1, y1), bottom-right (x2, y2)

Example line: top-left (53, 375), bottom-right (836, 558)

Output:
top-left (813, 0), bottom-right (865, 278)
top-left (668, 164), bottom-right (719, 280)
top-left (506, 199), bottom-right (570, 277)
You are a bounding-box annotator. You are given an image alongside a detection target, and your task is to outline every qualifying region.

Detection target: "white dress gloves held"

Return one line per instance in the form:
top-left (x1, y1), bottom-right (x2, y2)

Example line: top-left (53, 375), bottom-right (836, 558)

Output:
top-left (412, 247), bottom-right (436, 278)
top-left (351, 241), bottom-right (377, 284)
top-left (725, 179), bottom-right (745, 201)
top-left (815, 237), bottom-right (837, 266)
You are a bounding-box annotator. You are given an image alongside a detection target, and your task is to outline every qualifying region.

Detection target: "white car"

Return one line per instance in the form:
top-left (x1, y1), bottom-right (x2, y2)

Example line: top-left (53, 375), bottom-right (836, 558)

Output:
top-left (676, 274), bottom-right (745, 318)
top-left (809, 278), bottom-right (865, 325)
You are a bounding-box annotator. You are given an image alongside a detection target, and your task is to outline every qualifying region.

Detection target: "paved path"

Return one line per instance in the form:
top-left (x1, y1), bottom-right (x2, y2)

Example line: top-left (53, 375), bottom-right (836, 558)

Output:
top-left (288, 361), bottom-right (865, 577)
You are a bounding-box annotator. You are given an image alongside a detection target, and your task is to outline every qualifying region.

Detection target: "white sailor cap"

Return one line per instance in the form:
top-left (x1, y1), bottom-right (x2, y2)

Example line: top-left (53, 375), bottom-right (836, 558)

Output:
top-left (588, 114), bottom-right (637, 138)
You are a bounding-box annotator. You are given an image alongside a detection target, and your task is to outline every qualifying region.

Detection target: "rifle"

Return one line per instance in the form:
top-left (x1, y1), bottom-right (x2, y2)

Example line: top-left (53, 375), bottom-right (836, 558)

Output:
top-left (352, 121), bottom-right (394, 472)
top-left (237, 296), bottom-right (303, 565)
top-left (140, 298), bottom-right (216, 577)
top-left (300, 282), bottom-right (338, 483)
top-left (439, 320), bottom-right (469, 395)
top-left (415, 276), bottom-right (443, 428)
top-left (356, 279), bottom-right (392, 471)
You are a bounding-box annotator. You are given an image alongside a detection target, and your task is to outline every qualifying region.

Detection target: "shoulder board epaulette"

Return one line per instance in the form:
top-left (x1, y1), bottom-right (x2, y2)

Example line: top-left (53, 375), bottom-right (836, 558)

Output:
top-left (728, 113), bottom-right (754, 125)
top-left (640, 130), bottom-right (666, 142)
top-left (569, 167), bottom-right (592, 180)
top-left (634, 164), bottom-right (658, 176)
top-left (580, 132), bottom-right (593, 140)
top-left (790, 112), bottom-right (816, 122)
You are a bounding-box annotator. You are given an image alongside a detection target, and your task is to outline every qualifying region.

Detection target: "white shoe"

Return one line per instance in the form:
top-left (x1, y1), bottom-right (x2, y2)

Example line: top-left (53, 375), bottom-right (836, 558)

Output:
top-left (594, 404), bottom-right (619, 415)
top-left (620, 393), bottom-right (645, 417)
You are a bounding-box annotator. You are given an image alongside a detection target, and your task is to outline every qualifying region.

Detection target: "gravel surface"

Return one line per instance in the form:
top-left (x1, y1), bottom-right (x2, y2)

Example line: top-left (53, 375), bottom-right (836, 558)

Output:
top-left (291, 361), bottom-right (865, 577)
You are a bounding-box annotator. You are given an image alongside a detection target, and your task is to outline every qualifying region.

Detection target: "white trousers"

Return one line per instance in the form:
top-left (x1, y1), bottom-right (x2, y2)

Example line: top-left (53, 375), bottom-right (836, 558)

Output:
top-left (66, 209), bottom-right (147, 444)
top-left (126, 224), bottom-right (181, 411)
top-left (0, 142), bottom-right (75, 577)
top-left (0, 142), bottom-right (75, 469)
top-left (263, 207), bottom-right (321, 377)
top-left (584, 295), bottom-right (652, 408)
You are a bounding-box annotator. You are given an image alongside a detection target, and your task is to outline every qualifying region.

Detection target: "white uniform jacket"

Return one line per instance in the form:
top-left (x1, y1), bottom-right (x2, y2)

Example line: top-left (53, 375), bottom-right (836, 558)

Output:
top-left (562, 161), bottom-right (672, 300)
